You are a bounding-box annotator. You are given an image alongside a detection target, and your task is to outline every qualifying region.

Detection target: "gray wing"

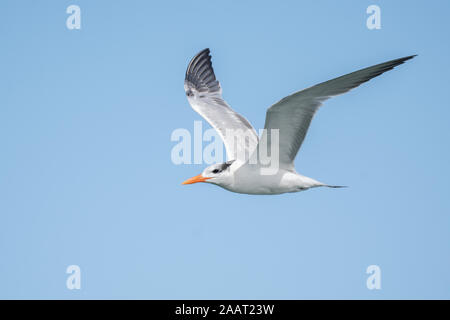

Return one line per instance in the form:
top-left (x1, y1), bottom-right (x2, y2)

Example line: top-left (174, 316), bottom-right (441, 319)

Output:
top-left (259, 55), bottom-right (416, 170)
top-left (185, 48), bottom-right (258, 162)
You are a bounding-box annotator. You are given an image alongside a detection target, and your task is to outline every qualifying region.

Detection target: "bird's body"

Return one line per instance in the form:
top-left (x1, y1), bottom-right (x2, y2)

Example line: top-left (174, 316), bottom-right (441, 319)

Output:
top-left (181, 49), bottom-right (415, 195)
top-left (221, 164), bottom-right (324, 195)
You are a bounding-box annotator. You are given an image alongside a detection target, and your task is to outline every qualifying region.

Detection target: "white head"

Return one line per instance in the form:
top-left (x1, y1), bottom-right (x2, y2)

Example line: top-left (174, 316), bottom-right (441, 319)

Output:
top-left (182, 160), bottom-right (234, 187)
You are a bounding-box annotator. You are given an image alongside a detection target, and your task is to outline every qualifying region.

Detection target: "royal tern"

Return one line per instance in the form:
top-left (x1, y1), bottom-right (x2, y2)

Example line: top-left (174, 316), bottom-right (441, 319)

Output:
top-left (182, 49), bottom-right (415, 195)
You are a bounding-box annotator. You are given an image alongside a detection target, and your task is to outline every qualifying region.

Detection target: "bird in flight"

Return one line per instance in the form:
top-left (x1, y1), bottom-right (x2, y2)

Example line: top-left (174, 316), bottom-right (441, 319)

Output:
top-left (182, 48), bottom-right (415, 195)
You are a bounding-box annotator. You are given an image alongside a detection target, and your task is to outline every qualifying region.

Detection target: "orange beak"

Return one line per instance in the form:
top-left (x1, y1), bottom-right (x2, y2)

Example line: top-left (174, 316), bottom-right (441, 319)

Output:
top-left (181, 174), bottom-right (211, 185)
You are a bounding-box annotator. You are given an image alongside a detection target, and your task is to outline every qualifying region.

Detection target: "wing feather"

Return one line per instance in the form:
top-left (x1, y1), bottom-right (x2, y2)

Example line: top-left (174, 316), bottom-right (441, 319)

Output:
top-left (185, 49), bottom-right (258, 162)
top-left (259, 55), bottom-right (416, 170)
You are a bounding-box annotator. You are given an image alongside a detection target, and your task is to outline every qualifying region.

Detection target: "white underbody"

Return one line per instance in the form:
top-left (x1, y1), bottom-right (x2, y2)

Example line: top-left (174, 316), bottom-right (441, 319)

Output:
top-left (213, 163), bottom-right (324, 195)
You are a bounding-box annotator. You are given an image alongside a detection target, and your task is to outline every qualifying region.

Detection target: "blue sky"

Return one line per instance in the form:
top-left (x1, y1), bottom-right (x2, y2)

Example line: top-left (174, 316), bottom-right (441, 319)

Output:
top-left (1, 0), bottom-right (449, 299)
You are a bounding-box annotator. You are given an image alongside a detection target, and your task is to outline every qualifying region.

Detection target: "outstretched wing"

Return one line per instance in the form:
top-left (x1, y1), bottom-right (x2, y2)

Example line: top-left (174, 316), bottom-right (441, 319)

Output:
top-left (258, 55), bottom-right (416, 170)
top-left (185, 48), bottom-right (258, 162)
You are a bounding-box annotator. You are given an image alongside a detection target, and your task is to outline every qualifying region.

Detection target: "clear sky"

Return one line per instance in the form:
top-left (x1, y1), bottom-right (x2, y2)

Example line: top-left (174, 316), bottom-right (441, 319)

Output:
top-left (1, 0), bottom-right (449, 299)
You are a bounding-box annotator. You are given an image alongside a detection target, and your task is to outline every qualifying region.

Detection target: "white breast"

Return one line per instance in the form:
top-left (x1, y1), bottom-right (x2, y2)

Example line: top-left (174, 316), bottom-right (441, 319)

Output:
top-left (223, 165), bottom-right (323, 195)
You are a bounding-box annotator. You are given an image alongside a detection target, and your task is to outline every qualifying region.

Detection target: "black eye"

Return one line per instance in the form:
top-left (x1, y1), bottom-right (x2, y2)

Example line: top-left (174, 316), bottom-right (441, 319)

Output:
top-left (186, 90), bottom-right (194, 97)
top-left (212, 169), bottom-right (220, 174)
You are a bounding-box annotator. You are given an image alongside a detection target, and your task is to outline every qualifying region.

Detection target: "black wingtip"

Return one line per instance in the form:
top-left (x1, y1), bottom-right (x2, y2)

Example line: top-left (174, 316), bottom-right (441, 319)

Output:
top-left (393, 55), bottom-right (417, 66)
top-left (402, 54), bottom-right (417, 61)
top-left (185, 48), bottom-right (220, 93)
top-left (192, 48), bottom-right (210, 60)
top-left (388, 54), bottom-right (417, 67)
